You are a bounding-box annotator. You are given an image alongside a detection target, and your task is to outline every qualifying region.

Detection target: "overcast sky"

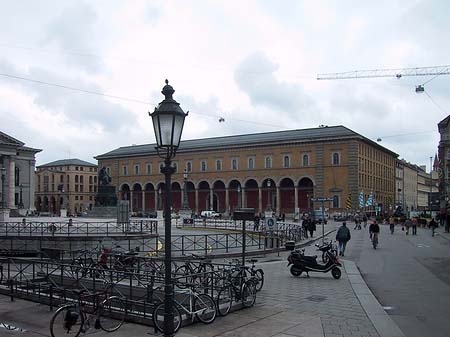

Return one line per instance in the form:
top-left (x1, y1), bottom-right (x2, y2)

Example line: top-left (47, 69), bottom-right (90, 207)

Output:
top-left (1, 1), bottom-right (448, 170)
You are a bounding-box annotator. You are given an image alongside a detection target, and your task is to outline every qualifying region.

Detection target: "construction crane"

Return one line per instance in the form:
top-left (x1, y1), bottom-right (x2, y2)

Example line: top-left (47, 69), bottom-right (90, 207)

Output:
top-left (317, 65), bottom-right (450, 93)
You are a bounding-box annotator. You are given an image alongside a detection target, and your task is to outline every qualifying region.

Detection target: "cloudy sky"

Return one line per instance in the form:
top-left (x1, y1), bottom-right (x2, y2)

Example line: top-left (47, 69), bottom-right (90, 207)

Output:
top-left (1, 0), bottom-right (448, 170)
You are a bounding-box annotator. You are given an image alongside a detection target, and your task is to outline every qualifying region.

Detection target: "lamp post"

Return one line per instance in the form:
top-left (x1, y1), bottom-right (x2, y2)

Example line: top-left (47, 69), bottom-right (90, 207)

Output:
top-left (182, 169), bottom-right (189, 209)
top-left (1, 167), bottom-right (6, 209)
top-left (149, 79), bottom-right (188, 337)
top-left (266, 179), bottom-right (272, 212)
top-left (237, 185), bottom-right (241, 209)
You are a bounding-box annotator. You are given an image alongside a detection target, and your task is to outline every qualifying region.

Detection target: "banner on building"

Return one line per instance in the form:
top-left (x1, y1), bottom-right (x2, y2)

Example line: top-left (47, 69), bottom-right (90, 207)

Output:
top-left (346, 194), bottom-right (352, 209)
top-left (365, 191), bottom-right (374, 207)
top-left (359, 191), bottom-right (365, 209)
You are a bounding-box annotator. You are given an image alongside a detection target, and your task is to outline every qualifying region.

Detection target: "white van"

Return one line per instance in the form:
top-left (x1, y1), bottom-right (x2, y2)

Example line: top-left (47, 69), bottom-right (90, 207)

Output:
top-left (200, 210), bottom-right (220, 218)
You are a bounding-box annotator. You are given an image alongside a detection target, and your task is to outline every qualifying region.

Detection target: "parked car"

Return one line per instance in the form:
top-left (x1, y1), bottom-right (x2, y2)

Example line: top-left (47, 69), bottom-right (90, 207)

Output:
top-left (200, 210), bottom-right (220, 218)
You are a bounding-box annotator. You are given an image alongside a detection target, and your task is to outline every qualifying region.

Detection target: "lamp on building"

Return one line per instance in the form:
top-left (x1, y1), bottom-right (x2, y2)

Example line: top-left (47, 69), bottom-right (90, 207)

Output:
top-left (182, 169), bottom-right (189, 209)
top-left (149, 79), bottom-right (188, 337)
top-left (266, 179), bottom-right (272, 211)
top-left (1, 167), bottom-right (6, 209)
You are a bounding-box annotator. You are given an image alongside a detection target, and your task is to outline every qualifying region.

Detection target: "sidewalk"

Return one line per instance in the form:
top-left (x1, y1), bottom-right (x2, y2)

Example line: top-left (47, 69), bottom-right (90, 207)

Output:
top-left (0, 225), bottom-right (405, 337)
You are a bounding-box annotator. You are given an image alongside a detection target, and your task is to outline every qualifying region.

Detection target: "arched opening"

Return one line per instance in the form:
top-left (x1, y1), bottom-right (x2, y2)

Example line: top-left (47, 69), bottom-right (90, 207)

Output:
top-left (186, 181), bottom-right (195, 210)
top-left (228, 180), bottom-right (241, 212)
top-left (298, 178), bottom-right (314, 212)
top-left (121, 184), bottom-right (131, 201)
top-left (171, 182), bottom-right (181, 211)
top-left (244, 179), bottom-right (258, 209)
top-left (144, 183), bottom-right (155, 212)
top-left (132, 183), bottom-right (142, 213)
top-left (280, 178), bottom-right (295, 214)
top-left (213, 180), bottom-right (226, 213)
top-left (198, 181), bottom-right (210, 211)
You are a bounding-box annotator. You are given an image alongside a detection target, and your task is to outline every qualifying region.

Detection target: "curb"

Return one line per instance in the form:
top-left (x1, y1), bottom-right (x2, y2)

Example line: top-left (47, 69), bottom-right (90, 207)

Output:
top-left (344, 260), bottom-right (405, 337)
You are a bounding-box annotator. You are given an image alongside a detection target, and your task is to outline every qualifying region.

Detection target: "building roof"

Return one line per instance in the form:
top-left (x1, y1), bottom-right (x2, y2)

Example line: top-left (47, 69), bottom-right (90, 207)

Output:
top-left (0, 130), bottom-right (41, 153)
top-left (37, 158), bottom-right (97, 168)
top-left (95, 125), bottom-right (398, 160)
top-left (438, 115), bottom-right (450, 130)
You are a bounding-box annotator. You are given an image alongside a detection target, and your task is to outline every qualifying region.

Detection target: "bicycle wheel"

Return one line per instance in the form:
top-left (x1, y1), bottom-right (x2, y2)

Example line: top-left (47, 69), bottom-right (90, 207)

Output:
top-left (217, 286), bottom-right (232, 316)
top-left (50, 304), bottom-right (84, 337)
top-left (254, 269), bottom-right (264, 292)
top-left (241, 280), bottom-right (256, 308)
top-left (174, 265), bottom-right (191, 288)
top-left (152, 302), bottom-right (182, 333)
top-left (98, 296), bottom-right (126, 332)
top-left (194, 293), bottom-right (216, 324)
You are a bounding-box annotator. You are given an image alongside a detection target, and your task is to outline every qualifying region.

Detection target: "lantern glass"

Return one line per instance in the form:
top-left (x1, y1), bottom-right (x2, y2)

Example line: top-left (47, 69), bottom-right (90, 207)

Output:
top-left (152, 112), bottom-right (185, 149)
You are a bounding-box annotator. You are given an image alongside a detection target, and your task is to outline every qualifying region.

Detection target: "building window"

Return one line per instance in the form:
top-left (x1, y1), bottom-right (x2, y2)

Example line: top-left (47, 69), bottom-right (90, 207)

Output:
top-left (173, 162), bottom-right (178, 173)
top-left (75, 166), bottom-right (79, 171)
top-left (248, 157), bottom-right (255, 169)
top-left (122, 165), bottom-right (128, 176)
top-left (80, 176), bottom-right (84, 183)
top-left (80, 167), bottom-right (84, 171)
top-left (231, 158), bottom-right (238, 170)
top-left (201, 160), bottom-right (207, 172)
top-left (80, 196), bottom-right (83, 200)
top-left (265, 156), bottom-right (272, 169)
top-left (75, 185), bottom-right (79, 192)
top-left (216, 160), bottom-right (222, 171)
top-left (186, 161), bottom-right (192, 172)
top-left (159, 163), bottom-right (164, 173)
top-left (302, 154), bottom-right (309, 166)
top-left (332, 152), bottom-right (340, 165)
top-left (283, 155), bottom-right (290, 168)
top-left (333, 195), bottom-right (340, 208)
top-left (106, 167), bottom-right (110, 175)
top-left (146, 163), bottom-right (152, 174)
top-left (89, 176), bottom-right (93, 184)
top-left (94, 176), bottom-right (97, 184)
top-left (134, 164), bottom-right (140, 175)
top-left (80, 185), bottom-right (83, 192)
top-left (75, 196), bottom-right (78, 200)
top-left (75, 175), bottom-right (79, 183)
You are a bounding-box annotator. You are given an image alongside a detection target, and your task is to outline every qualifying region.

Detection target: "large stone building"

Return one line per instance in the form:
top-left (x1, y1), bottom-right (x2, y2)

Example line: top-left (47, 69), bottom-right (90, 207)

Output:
top-left (35, 159), bottom-right (98, 215)
top-left (438, 115), bottom-right (450, 213)
top-left (95, 125), bottom-right (398, 217)
top-left (0, 131), bottom-right (41, 215)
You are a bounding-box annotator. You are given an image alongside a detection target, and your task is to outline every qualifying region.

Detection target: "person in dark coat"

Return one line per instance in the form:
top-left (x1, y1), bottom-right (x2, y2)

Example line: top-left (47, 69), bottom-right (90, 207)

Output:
top-left (307, 220), bottom-right (316, 238)
top-left (336, 222), bottom-right (351, 256)
top-left (429, 217), bottom-right (438, 237)
top-left (302, 218), bottom-right (309, 239)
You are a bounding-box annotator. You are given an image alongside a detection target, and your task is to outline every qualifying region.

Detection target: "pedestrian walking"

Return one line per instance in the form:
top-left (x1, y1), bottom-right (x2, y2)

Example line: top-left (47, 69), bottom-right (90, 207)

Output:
top-left (412, 217), bottom-right (418, 235)
top-left (362, 214), bottom-right (368, 228)
top-left (336, 222), bottom-right (351, 257)
top-left (429, 217), bottom-right (438, 237)
top-left (282, 213), bottom-right (286, 222)
top-left (302, 218), bottom-right (309, 239)
top-left (404, 218), bottom-right (412, 235)
top-left (369, 221), bottom-right (381, 249)
top-left (307, 219), bottom-right (316, 238)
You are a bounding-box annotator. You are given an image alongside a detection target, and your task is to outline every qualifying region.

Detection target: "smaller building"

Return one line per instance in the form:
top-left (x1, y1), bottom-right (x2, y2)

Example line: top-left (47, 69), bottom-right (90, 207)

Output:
top-left (35, 159), bottom-right (98, 216)
top-left (0, 131), bottom-right (41, 214)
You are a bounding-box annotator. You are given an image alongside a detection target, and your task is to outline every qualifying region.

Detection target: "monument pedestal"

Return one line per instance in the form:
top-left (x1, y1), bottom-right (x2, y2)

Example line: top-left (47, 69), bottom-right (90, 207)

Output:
top-left (0, 208), bottom-right (10, 222)
top-left (60, 209), bottom-right (67, 217)
top-left (179, 209), bottom-right (193, 227)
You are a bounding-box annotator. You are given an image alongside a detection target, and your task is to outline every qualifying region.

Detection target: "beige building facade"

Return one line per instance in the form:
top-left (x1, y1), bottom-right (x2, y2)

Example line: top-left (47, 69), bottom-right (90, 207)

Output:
top-left (96, 126), bottom-right (397, 217)
top-left (35, 159), bottom-right (98, 215)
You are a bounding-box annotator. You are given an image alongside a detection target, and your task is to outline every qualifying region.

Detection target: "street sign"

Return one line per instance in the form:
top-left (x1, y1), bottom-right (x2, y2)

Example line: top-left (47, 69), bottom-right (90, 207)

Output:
top-left (265, 217), bottom-right (277, 231)
top-left (310, 197), bottom-right (334, 202)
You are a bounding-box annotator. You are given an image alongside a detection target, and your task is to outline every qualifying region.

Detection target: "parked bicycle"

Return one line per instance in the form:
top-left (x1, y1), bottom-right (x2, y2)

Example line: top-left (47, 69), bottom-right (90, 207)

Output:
top-left (216, 264), bottom-right (257, 316)
top-left (152, 284), bottom-right (216, 333)
top-left (316, 241), bottom-right (338, 263)
top-left (49, 282), bottom-right (126, 337)
top-left (174, 254), bottom-right (214, 288)
top-left (222, 258), bottom-right (264, 292)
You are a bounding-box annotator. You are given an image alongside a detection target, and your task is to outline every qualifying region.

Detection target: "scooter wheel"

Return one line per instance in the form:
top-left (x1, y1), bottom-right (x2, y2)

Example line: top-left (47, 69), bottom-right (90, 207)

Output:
top-left (331, 267), bottom-right (341, 279)
top-left (290, 266), bottom-right (303, 277)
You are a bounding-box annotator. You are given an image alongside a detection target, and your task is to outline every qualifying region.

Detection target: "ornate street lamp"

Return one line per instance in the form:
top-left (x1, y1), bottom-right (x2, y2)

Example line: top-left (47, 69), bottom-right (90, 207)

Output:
top-left (266, 179), bottom-right (272, 212)
top-left (1, 167), bottom-right (6, 209)
top-left (182, 169), bottom-right (189, 209)
top-left (237, 185), bottom-right (241, 209)
top-left (149, 79), bottom-right (188, 337)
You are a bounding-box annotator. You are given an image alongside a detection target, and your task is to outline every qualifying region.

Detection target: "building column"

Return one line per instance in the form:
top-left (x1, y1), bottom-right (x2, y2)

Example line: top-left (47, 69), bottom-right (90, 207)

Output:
top-left (129, 191), bottom-right (133, 211)
top-left (242, 187), bottom-right (246, 208)
top-left (154, 190), bottom-right (158, 210)
top-left (7, 158), bottom-right (15, 209)
top-left (29, 160), bottom-right (36, 210)
top-left (195, 188), bottom-right (199, 214)
top-left (225, 188), bottom-right (229, 216)
top-left (258, 187), bottom-right (262, 214)
top-left (142, 190), bottom-right (146, 212)
top-left (276, 185), bottom-right (281, 215)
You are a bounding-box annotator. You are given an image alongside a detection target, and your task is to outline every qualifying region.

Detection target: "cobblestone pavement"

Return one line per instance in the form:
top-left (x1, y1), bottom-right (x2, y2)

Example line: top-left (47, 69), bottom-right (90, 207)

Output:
top-left (256, 256), bottom-right (380, 337)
